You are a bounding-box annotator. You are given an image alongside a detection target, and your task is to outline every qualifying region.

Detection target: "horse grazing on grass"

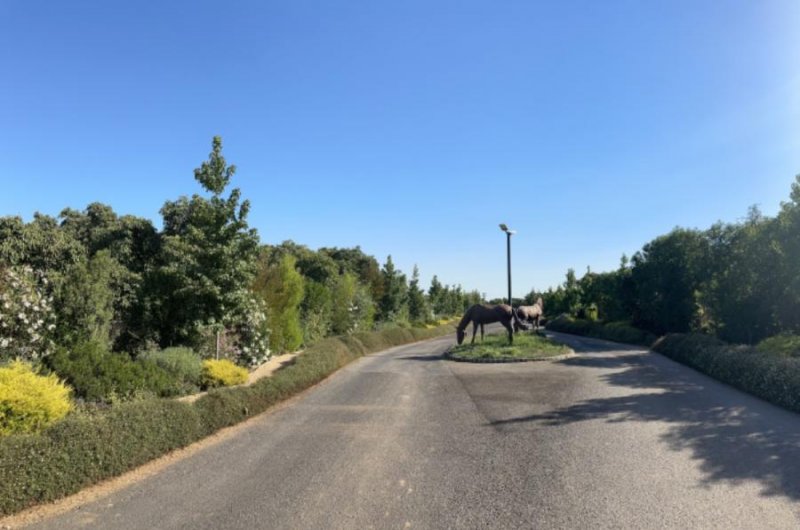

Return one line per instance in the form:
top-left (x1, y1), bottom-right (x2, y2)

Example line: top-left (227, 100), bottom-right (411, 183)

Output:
top-left (515, 297), bottom-right (544, 332)
top-left (456, 304), bottom-right (529, 345)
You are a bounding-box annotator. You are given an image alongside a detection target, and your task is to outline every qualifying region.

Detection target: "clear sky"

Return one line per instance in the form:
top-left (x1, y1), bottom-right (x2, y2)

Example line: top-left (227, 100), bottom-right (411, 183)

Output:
top-left (2, 1), bottom-right (799, 298)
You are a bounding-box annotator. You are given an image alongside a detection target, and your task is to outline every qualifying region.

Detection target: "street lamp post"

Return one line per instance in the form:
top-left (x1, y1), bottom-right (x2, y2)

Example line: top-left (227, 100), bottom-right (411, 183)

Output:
top-left (499, 224), bottom-right (515, 306)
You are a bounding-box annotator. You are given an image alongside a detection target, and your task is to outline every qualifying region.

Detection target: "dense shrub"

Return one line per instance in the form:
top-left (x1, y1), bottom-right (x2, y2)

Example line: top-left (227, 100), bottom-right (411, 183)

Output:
top-left (45, 341), bottom-right (179, 402)
top-left (0, 321), bottom-right (455, 517)
top-left (0, 266), bottom-right (56, 363)
top-left (139, 347), bottom-right (202, 393)
top-left (653, 333), bottom-right (800, 413)
top-left (546, 315), bottom-right (656, 346)
top-left (0, 361), bottom-right (72, 435)
top-left (757, 334), bottom-right (800, 357)
top-left (201, 359), bottom-right (248, 388)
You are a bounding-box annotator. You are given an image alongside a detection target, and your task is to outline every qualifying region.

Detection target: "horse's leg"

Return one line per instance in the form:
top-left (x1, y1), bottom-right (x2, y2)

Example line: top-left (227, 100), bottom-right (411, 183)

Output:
top-left (471, 321), bottom-right (478, 344)
top-left (503, 319), bottom-right (514, 344)
top-left (480, 323), bottom-right (485, 341)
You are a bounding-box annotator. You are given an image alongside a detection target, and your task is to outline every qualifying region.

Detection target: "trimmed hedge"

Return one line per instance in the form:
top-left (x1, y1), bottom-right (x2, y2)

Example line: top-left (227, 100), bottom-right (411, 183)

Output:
top-left (0, 322), bottom-right (456, 517)
top-left (652, 333), bottom-right (800, 413)
top-left (546, 315), bottom-right (657, 347)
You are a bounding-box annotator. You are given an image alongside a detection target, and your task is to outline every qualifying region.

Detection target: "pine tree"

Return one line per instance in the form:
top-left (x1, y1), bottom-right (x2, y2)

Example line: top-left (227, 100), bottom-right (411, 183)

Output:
top-left (378, 255), bottom-right (408, 322)
top-left (407, 265), bottom-right (429, 323)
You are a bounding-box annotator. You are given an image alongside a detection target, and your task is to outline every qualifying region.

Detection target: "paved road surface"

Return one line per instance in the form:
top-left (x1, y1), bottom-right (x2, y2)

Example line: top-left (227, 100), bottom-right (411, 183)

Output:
top-left (25, 329), bottom-right (800, 529)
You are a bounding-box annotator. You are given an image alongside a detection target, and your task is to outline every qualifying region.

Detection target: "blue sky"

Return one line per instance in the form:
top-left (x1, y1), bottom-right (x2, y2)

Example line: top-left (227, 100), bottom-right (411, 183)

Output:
top-left (2, 1), bottom-right (798, 298)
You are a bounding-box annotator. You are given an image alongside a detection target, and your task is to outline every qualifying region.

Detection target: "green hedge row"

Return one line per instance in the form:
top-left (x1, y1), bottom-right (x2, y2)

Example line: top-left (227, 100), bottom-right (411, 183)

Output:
top-left (547, 316), bottom-right (800, 418)
top-left (546, 315), bottom-right (657, 347)
top-left (652, 333), bottom-right (800, 413)
top-left (0, 323), bottom-right (455, 516)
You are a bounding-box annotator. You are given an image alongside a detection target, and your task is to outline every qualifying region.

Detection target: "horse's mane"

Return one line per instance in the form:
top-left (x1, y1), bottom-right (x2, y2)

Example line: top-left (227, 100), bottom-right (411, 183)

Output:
top-left (456, 305), bottom-right (474, 332)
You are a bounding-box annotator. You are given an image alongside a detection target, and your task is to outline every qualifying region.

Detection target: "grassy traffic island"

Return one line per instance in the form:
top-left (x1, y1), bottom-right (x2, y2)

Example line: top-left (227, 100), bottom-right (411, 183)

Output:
top-left (446, 332), bottom-right (573, 363)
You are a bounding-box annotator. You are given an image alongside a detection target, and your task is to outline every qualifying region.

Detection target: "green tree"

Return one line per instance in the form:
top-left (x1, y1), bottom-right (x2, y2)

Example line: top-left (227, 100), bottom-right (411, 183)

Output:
top-left (254, 254), bottom-right (305, 353)
top-left (0, 214), bottom-right (84, 275)
top-left (321, 246), bottom-right (383, 301)
top-left (330, 272), bottom-right (374, 334)
top-left (407, 265), bottom-right (429, 323)
top-left (563, 268), bottom-right (582, 316)
top-left (428, 275), bottom-right (446, 316)
top-left (773, 175), bottom-right (800, 334)
top-left (630, 228), bottom-right (711, 334)
top-left (264, 241), bottom-right (338, 285)
top-left (58, 204), bottom-right (160, 351)
top-left (300, 280), bottom-right (333, 344)
top-left (54, 251), bottom-right (121, 347)
top-left (378, 255), bottom-right (408, 322)
top-left (151, 136), bottom-right (260, 348)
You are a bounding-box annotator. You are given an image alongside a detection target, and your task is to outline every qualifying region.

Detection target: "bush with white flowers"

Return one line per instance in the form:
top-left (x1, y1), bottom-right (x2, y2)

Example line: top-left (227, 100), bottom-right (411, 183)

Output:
top-left (227, 293), bottom-right (270, 367)
top-left (0, 266), bottom-right (56, 363)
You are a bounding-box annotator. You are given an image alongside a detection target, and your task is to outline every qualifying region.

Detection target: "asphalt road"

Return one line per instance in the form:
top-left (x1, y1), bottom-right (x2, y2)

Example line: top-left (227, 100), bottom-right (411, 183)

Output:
top-left (24, 328), bottom-right (800, 529)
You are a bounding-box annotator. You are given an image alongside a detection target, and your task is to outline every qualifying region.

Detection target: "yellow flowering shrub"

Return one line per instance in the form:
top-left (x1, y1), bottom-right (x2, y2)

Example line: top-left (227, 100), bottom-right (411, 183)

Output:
top-left (0, 361), bottom-right (73, 435)
top-left (201, 359), bottom-right (248, 388)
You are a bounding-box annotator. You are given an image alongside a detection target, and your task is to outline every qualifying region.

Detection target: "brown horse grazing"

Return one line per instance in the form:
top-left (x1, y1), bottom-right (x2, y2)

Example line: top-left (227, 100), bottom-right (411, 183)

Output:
top-left (515, 297), bottom-right (544, 332)
top-left (456, 304), bottom-right (529, 345)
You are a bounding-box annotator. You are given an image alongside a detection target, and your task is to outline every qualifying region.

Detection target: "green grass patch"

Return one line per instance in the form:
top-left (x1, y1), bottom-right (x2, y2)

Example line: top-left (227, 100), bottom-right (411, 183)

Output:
top-left (448, 333), bottom-right (571, 362)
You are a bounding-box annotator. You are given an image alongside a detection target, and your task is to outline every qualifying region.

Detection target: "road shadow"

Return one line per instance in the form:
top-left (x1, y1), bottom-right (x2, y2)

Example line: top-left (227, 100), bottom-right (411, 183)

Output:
top-left (398, 354), bottom-right (445, 362)
top-left (491, 350), bottom-right (800, 500)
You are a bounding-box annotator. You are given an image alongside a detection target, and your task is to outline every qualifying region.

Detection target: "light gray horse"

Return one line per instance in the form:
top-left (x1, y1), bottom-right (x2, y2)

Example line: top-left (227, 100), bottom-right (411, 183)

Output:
top-left (515, 297), bottom-right (543, 332)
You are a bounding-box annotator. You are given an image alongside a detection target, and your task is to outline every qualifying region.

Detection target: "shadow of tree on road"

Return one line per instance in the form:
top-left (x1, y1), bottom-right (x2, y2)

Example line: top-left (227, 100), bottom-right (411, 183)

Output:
top-left (491, 351), bottom-right (800, 500)
top-left (398, 355), bottom-right (445, 362)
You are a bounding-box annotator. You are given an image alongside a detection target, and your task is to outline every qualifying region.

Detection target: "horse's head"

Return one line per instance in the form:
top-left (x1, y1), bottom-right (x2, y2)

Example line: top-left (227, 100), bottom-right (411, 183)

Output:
top-left (456, 328), bottom-right (466, 345)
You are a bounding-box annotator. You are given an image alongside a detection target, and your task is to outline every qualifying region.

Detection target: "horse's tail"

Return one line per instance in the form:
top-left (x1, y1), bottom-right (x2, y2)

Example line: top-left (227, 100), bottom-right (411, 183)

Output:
top-left (456, 305), bottom-right (473, 332)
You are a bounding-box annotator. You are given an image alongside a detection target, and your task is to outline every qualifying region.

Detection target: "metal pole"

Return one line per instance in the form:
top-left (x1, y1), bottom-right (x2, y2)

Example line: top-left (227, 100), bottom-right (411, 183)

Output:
top-left (507, 232), bottom-right (512, 306)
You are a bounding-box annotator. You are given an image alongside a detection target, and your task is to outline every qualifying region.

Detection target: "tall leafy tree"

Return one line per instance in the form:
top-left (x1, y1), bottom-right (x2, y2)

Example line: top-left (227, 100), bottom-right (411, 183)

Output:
top-left (630, 228), bottom-right (710, 334)
top-left (151, 136), bottom-right (260, 348)
top-left (300, 280), bottom-right (333, 344)
top-left (321, 246), bottom-right (384, 301)
top-left (428, 275), bottom-right (446, 316)
top-left (773, 175), bottom-right (800, 334)
top-left (330, 272), bottom-right (374, 334)
top-left (54, 251), bottom-right (120, 347)
top-left (254, 254), bottom-right (304, 353)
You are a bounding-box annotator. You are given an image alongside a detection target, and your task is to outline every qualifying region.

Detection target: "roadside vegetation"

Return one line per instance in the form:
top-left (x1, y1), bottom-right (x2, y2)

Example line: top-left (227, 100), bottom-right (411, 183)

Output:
top-left (533, 175), bottom-right (800, 347)
top-left (0, 322), bottom-right (456, 517)
top-left (653, 333), bottom-right (800, 413)
top-left (0, 136), bottom-right (480, 405)
top-left (448, 333), bottom-right (571, 362)
top-left (536, 174), bottom-right (800, 416)
top-left (546, 315), bottom-right (656, 347)
top-left (0, 137), bottom-right (481, 516)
